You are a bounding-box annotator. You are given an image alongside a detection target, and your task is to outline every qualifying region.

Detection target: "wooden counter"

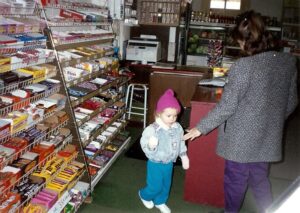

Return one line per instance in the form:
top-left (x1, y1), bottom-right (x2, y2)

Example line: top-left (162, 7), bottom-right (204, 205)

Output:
top-left (183, 86), bottom-right (225, 208)
top-left (148, 69), bottom-right (210, 124)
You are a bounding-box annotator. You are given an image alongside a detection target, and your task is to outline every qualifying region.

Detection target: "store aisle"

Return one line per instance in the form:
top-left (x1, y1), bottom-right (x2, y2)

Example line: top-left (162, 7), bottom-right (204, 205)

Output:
top-left (80, 103), bottom-right (300, 213)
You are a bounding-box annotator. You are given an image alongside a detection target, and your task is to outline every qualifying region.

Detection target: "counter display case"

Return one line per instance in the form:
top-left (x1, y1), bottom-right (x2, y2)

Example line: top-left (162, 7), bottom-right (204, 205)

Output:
top-left (183, 86), bottom-right (224, 207)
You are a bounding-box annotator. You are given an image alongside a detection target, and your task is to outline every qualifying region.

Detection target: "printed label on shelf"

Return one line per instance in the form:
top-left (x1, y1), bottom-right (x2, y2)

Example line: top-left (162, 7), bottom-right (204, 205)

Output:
top-left (48, 190), bottom-right (72, 213)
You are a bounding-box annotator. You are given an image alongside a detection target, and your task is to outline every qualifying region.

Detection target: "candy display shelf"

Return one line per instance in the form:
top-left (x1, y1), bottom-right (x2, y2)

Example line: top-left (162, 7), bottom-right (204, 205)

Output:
top-left (70, 77), bottom-right (120, 107)
top-left (53, 36), bottom-right (115, 51)
top-left (16, 150), bottom-right (82, 212)
top-left (0, 105), bottom-right (66, 144)
top-left (86, 120), bottom-right (127, 165)
top-left (47, 172), bottom-right (88, 213)
top-left (0, 117), bottom-right (68, 169)
top-left (91, 136), bottom-right (131, 190)
top-left (76, 93), bottom-right (124, 127)
top-left (82, 109), bottom-right (126, 148)
top-left (45, 3), bottom-right (108, 13)
top-left (38, 1), bottom-right (132, 212)
top-left (2, 133), bottom-right (74, 194)
top-left (0, 55), bottom-right (55, 73)
top-left (47, 21), bottom-right (111, 27)
top-left (0, 81), bottom-right (60, 116)
top-left (61, 50), bottom-right (114, 68)
top-left (0, 1), bottom-right (96, 212)
top-left (0, 0), bottom-right (132, 211)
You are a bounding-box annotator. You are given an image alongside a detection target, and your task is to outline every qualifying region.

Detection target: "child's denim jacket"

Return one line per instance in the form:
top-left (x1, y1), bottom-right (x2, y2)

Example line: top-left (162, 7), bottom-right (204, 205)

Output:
top-left (140, 118), bottom-right (188, 164)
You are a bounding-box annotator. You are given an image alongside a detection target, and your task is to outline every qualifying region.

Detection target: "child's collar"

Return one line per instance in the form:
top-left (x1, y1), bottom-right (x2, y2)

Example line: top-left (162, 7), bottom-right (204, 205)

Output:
top-left (155, 117), bottom-right (178, 130)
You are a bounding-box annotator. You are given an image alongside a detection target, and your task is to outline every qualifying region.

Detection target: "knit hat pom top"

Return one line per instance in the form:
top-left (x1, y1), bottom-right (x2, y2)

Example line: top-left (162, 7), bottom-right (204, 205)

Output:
top-left (156, 89), bottom-right (181, 113)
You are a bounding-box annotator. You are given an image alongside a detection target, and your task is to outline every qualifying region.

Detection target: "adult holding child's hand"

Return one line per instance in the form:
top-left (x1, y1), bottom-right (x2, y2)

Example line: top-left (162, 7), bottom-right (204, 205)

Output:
top-left (183, 128), bottom-right (202, 141)
top-left (182, 10), bottom-right (298, 213)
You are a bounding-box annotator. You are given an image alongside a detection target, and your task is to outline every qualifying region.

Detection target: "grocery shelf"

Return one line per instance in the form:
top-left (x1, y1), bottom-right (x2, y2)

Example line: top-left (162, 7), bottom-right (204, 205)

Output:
top-left (0, 44), bottom-right (47, 55)
top-left (0, 83), bottom-right (60, 116)
top-left (0, 8), bottom-right (41, 17)
top-left (16, 147), bottom-right (79, 212)
top-left (266, 26), bottom-right (282, 31)
top-left (86, 120), bottom-right (127, 163)
top-left (0, 72), bottom-right (57, 96)
top-left (224, 46), bottom-right (241, 50)
top-left (47, 172), bottom-right (88, 213)
top-left (91, 136), bottom-right (131, 190)
top-left (48, 21), bottom-right (111, 27)
top-left (45, 3), bottom-right (108, 13)
top-left (0, 78), bottom-right (33, 95)
top-left (2, 134), bottom-right (74, 195)
top-left (0, 56), bottom-right (55, 74)
top-left (54, 36), bottom-right (114, 51)
top-left (190, 21), bottom-right (233, 29)
top-left (82, 110), bottom-right (126, 147)
top-left (77, 93), bottom-right (124, 127)
top-left (61, 50), bottom-right (114, 68)
top-left (0, 105), bottom-right (66, 145)
top-left (66, 68), bottom-right (109, 88)
top-left (70, 78), bottom-right (120, 107)
top-left (282, 22), bottom-right (300, 27)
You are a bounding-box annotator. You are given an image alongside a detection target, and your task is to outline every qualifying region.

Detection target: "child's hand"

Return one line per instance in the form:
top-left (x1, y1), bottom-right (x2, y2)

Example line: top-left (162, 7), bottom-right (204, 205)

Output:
top-left (181, 155), bottom-right (190, 170)
top-left (148, 136), bottom-right (159, 149)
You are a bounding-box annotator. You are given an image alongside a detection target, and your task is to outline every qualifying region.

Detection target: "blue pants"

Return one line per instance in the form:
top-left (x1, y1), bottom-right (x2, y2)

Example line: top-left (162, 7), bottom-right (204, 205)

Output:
top-left (224, 160), bottom-right (273, 213)
top-left (139, 160), bottom-right (173, 205)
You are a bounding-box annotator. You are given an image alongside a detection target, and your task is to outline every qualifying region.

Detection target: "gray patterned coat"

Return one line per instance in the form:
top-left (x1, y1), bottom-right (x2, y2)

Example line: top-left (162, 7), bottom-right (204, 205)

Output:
top-left (197, 51), bottom-right (298, 163)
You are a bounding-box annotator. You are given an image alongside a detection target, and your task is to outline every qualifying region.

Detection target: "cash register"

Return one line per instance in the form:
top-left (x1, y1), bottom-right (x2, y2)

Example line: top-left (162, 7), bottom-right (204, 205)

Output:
top-left (126, 35), bottom-right (161, 63)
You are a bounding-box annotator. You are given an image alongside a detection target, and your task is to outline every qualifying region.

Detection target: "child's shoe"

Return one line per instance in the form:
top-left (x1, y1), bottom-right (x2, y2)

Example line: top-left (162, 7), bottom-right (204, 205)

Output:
top-left (138, 191), bottom-right (154, 209)
top-left (155, 204), bottom-right (171, 213)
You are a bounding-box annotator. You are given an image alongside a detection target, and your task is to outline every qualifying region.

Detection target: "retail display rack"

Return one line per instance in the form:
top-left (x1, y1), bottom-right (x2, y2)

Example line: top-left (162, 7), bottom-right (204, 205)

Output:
top-left (0, 0), bottom-right (131, 212)
top-left (179, 7), bottom-right (282, 67)
top-left (137, 0), bottom-right (181, 26)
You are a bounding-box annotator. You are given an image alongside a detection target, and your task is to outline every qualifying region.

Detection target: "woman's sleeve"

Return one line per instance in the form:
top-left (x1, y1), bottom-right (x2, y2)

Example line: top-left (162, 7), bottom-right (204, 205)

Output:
top-left (196, 59), bottom-right (250, 135)
top-left (286, 60), bottom-right (298, 118)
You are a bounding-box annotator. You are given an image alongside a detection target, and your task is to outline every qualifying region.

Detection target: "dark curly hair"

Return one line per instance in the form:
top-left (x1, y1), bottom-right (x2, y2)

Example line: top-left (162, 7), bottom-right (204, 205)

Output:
top-left (232, 10), bottom-right (276, 56)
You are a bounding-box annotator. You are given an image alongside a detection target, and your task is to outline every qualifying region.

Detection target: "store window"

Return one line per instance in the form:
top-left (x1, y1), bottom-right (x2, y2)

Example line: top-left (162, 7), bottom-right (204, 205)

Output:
top-left (210, 0), bottom-right (241, 10)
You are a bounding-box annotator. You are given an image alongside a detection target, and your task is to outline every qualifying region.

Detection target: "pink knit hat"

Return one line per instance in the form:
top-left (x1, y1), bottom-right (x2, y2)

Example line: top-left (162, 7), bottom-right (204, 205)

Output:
top-left (156, 89), bottom-right (181, 113)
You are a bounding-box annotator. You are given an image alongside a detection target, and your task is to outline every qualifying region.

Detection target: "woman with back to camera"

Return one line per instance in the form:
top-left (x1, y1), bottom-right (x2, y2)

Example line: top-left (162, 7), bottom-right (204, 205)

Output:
top-left (183, 10), bottom-right (298, 213)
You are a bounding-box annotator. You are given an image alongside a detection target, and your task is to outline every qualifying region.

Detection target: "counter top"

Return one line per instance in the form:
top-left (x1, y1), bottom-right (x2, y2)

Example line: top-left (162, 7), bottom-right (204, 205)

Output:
top-left (192, 85), bottom-right (222, 103)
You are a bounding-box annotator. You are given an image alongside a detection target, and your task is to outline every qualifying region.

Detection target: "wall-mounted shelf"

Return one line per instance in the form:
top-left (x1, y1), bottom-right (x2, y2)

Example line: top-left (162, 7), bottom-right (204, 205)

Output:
top-left (137, 0), bottom-right (181, 26)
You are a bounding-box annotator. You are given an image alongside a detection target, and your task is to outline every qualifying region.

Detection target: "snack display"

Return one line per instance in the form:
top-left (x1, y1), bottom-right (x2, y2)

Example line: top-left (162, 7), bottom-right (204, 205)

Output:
top-left (0, 1), bottom-right (130, 212)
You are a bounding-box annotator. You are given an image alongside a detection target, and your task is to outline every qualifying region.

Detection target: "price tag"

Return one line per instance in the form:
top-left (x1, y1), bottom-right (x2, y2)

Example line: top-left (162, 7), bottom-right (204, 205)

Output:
top-left (48, 191), bottom-right (71, 213)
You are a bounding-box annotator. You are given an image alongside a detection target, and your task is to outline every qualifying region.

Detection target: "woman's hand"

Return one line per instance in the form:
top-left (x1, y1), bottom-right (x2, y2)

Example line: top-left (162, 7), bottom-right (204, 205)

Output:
top-left (183, 128), bottom-right (202, 141)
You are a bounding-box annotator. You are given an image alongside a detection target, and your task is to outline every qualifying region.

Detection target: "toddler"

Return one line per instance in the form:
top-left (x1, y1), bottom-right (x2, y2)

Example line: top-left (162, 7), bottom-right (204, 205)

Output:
top-left (138, 89), bottom-right (189, 213)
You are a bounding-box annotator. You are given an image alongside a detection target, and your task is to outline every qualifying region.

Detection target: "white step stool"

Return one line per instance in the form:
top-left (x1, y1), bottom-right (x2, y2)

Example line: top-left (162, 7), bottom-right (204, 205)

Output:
top-left (125, 83), bottom-right (148, 128)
